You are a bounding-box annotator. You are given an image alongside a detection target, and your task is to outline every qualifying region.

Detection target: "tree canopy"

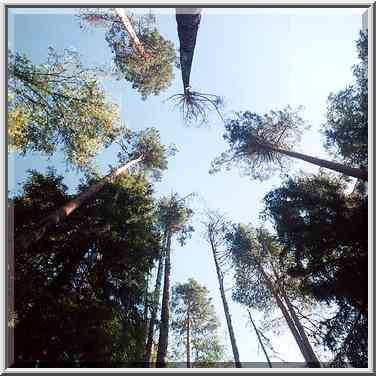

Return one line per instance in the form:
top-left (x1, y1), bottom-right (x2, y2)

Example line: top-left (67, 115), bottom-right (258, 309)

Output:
top-left (170, 278), bottom-right (226, 367)
top-left (210, 106), bottom-right (307, 180)
top-left (12, 169), bottom-right (162, 366)
top-left (79, 8), bottom-right (177, 99)
top-left (8, 48), bottom-right (122, 171)
top-left (8, 9), bottom-right (368, 369)
top-left (262, 172), bottom-right (367, 367)
top-left (324, 31), bottom-right (368, 168)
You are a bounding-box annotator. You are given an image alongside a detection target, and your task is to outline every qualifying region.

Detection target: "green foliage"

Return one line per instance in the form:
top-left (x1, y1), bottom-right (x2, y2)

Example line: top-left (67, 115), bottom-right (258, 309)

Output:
top-left (110, 29), bottom-right (177, 99)
top-left (324, 31), bottom-right (368, 168)
top-left (210, 106), bottom-right (308, 180)
top-left (262, 172), bottom-right (368, 367)
top-left (8, 48), bottom-right (122, 171)
top-left (225, 224), bottom-right (276, 312)
top-left (79, 8), bottom-right (177, 99)
top-left (156, 193), bottom-right (195, 245)
top-left (116, 127), bottom-right (176, 181)
top-left (13, 170), bottom-right (162, 366)
top-left (170, 279), bottom-right (226, 366)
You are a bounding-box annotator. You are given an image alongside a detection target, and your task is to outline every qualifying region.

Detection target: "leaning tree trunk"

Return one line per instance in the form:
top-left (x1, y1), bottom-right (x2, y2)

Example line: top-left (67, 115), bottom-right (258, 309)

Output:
top-left (264, 145), bottom-right (368, 181)
top-left (176, 8), bottom-right (202, 92)
top-left (145, 226), bottom-right (168, 366)
top-left (115, 8), bottom-right (150, 59)
top-left (256, 261), bottom-right (317, 367)
top-left (209, 238), bottom-right (241, 367)
top-left (281, 291), bottom-right (321, 367)
top-left (262, 241), bottom-right (321, 368)
top-left (14, 156), bottom-right (143, 254)
top-left (248, 310), bottom-right (272, 368)
top-left (156, 230), bottom-right (172, 367)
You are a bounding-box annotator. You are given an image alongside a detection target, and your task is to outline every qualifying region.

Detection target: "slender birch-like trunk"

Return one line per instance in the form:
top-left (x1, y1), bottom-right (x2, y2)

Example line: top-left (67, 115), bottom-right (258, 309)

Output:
top-left (15, 156), bottom-right (143, 254)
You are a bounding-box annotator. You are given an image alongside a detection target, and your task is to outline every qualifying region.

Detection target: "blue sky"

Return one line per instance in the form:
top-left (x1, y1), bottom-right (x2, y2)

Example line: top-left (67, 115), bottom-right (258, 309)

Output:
top-left (8, 7), bottom-right (365, 365)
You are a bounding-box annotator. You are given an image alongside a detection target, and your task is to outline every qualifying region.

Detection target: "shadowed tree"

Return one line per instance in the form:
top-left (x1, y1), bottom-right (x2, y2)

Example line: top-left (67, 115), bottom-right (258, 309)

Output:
top-left (78, 8), bottom-right (177, 99)
top-left (155, 193), bottom-right (195, 367)
top-left (171, 279), bottom-right (226, 367)
top-left (8, 48), bottom-right (122, 171)
top-left (145, 220), bottom-right (169, 366)
top-left (225, 224), bottom-right (321, 367)
top-left (210, 106), bottom-right (367, 181)
top-left (202, 210), bottom-right (241, 367)
top-left (14, 128), bottom-right (172, 254)
top-left (324, 31), bottom-right (368, 169)
top-left (263, 171), bottom-right (367, 367)
top-left (12, 169), bottom-right (162, 366)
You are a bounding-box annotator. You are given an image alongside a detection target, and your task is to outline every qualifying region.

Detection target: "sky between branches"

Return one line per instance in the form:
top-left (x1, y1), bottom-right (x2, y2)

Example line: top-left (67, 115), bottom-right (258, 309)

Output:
top-left (8, 7), bottom-right (366, 364)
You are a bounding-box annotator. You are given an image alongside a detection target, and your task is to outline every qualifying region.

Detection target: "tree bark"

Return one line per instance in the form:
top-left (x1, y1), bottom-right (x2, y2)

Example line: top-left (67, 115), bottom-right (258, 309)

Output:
top-left (14, 156), bottom-right (142, 254)
top-left (175, 8), bottom-right (202, 91)
top-left (186, 303), bottom-right (191, 368)
top-left (261, 240), bottom-right (321, 368)
top-left (281, 291), bottom-right (321, 367)
top-left (156, 230), bottom-right (172, 367)
top-left (115, 8), bottom-right (150, 59)
top-left (264, 145), bottom-right (368, 181)
top-left (256, 261), bottom-right (314, 367)
top-left (145, 227), bottom-right (168, 366)
top-left (209, 237), bottom-right (241, 367)
top-left (248, 310), bottom-right (272, 368)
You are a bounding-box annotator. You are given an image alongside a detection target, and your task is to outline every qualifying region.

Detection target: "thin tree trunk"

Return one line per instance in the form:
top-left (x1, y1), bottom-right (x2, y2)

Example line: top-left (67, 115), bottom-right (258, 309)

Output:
top-left (261, 240), bottom-right (321, 368)
top-left (146, 227), bottom-right (168, 366)
top-left (281, 292), bottom-right (321, 367)
top-left (115, 8), bottom-right (150, 59)
top-left (156, 230), bottom-right (172, 367)
top-left (144, 274), bottom-right (150, 322)
top-left (14, 156), bottom-right (142, 254)
top-left (186, 303), bottom-right (191, 368)
top-left (248, 310), bottom-right (272, 368)
top-left (265, 145), bottom-right (368, 181)
top-left (256, 261), bottom-right (314, 366)
top-left (209, 238), bottom-right (241, 367)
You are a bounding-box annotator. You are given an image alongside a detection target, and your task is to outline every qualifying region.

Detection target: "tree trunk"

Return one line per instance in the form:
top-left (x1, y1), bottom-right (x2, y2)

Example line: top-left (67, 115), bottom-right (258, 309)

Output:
top-left (145, 227), bottom-right (168, 366)
top-left (186, 303), bottom-right (191, 368)
top-left (144, 273), bottom-right (150, 322)
top-left (115, 8), bottom-right (150, 59)
top-left (265, 145), bottom-right (368, 181)
top-left (281, 291), bottom-right (321, 367)
top-left (175, 8), bottom-right (202, 91)
top-left (248, 310), bottom-right (272, 368)
top-left (261, 240), bottom-right (321, 368)
top-left (14, 156), bottom-right (142, 254)
top-left (256, 261), bottom-right (314, 367)
top-left (209, 238), bottom-right (241, 367)
top-left (156, 230), bottom-right (172, 367)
